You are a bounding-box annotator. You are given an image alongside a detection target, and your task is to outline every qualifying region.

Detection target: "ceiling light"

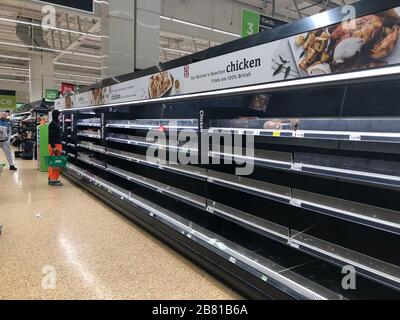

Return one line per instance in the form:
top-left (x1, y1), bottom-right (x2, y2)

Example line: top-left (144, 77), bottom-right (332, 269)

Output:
top-left (0, 65), bottom-right (29, 71)
top-left (54, 72), bottom-right (101, 80)
top-left (160, 16), bottom-right (240, 38)
top-left (0, 78), bottom-right (27, 83)
top-left (0, 54), bottom-right (30, 61)
top-left (0, 17), bottom-right (101, 39)
top-left (55, 78), bottom-right (93, 84)
top-left (54, 61), bottom-right (102, 70)
top-left (0, 72), bottom-right (29, 77)
top-left (0, 41), bottom-right (102, 59)
top-left (160, 47), bottom-right (193, 55)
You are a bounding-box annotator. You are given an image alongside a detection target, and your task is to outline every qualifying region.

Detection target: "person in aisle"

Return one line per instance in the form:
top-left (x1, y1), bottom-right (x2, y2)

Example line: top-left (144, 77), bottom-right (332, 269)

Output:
top-left (48, 109), bottom-right (63, 186)
top-left (0, 111), bottom-right (17, 171)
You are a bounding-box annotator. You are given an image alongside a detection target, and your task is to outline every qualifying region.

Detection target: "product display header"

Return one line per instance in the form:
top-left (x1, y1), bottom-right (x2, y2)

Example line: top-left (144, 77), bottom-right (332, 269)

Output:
top-left (56, 5), bottom-right (400, 110)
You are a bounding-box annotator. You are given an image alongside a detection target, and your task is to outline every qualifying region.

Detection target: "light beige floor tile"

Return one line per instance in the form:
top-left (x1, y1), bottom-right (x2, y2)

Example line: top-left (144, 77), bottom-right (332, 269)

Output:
top-left (0, 157), bottom-right (241, 300)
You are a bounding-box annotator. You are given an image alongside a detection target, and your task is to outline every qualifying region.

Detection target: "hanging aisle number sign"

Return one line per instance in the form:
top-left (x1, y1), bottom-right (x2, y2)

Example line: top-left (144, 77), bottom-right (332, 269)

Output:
top-left (241, 9), bottom-right (288, 37)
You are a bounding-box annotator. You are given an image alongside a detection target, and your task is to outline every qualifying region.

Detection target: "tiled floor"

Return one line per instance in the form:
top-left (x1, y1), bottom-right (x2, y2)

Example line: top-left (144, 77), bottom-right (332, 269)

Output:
top-left (0, 156), bottom-right (241, 300)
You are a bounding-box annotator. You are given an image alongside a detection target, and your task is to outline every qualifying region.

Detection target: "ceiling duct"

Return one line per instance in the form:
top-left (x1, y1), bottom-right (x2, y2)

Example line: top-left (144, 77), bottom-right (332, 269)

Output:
top-left (16, 17), bottom-right (50, 50)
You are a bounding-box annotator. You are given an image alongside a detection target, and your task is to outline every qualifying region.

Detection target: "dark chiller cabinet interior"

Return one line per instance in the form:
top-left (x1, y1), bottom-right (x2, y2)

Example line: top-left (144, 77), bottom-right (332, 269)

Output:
top-left (60, 76), bottom-right (400, 299)
top-left (58, 0), bottom-right (400, 298)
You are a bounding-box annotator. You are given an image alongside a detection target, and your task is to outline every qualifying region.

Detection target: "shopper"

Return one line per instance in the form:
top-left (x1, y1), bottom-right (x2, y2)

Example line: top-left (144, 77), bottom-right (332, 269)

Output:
top-left (48, 110), bottom-right (63, 186)
top-left (0, 111), bottom-right (17, 171)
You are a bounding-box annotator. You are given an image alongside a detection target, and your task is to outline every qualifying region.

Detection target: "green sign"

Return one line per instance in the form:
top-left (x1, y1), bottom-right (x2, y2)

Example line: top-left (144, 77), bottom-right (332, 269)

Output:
top-left (45, 89), bottom-right (59, 102)
top-left (241, 9), bottom-right (288, 38)
top-left (0, 90), bottom-right (16, 110)
top-left (241, 9), bottom-right (260, 37)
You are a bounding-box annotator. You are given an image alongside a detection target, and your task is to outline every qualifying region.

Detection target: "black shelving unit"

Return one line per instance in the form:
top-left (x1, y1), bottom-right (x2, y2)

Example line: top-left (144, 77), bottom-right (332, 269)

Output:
top-left (59, 0), bottom-right (400, 300)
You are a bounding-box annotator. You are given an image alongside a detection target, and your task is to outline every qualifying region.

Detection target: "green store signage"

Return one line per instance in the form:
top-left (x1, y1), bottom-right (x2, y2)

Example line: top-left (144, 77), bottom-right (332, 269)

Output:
top-left (45, 89), bottom-right (60, 102)
top-left (0, 90), bottom-right (16, 110)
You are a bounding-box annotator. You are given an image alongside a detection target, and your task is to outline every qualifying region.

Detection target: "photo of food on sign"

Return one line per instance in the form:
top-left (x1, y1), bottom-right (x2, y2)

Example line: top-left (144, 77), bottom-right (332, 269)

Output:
top-left (273, 7), bottom-right (400, 78)
top-left (148, 71), bottom-right (175, 99)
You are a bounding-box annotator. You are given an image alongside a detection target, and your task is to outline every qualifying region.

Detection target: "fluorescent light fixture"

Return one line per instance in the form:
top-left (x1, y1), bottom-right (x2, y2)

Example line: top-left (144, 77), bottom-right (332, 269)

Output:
top-left (0, 54), bottom-right (30, 61)
top-left (160, 47), bottom-right (192, 55)
top-left (0, 17), bottom-right (101, 39)
top-left (160, 15), bottom-right (240, 38)
top-left (54, 61), bottom-right (102, 70)
top-left (54, 72), bottom-right (101, 80)
top-left (0, 65), bottom-right (29, 72)
top-left (0, 72), bottom-right (29, 77)
top-left (0, 78), bottom-right (27, 83)
top-left (61, 65), bottom-right (400, 112)
top-left (0, 41), bottom-right (102, 59)
top-left (55, 78), bottom-right (93, 84)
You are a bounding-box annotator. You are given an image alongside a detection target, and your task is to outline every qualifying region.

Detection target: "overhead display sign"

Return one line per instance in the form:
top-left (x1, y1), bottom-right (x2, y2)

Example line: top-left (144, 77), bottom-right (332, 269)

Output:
top-left (56, 5), bottom-right (400, 110)
top-left (34, 0), bottom-right (93, 13)
top-left (0, 90), bottom-right (16, 110)
top-left (241, 9), bottom-right (288, 37)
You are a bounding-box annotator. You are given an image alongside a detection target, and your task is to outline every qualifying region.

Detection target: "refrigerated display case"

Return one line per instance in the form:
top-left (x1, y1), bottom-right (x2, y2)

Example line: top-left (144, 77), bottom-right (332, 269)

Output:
top-left (58, 0), bottom-right (400, 299)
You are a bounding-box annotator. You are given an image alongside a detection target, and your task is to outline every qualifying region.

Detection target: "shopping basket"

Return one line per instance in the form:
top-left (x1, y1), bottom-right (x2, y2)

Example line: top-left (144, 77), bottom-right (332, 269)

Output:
top-left (45, 156), bottom-right (68, 168)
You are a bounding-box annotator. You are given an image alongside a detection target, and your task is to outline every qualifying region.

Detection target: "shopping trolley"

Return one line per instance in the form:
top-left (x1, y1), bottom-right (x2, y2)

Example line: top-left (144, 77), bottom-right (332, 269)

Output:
top-left (0, 163), bottom-right (4, 235)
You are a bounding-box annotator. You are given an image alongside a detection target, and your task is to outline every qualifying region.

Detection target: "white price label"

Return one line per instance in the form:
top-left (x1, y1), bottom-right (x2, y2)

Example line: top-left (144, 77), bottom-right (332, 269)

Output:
top-left (237, 129), bottom-right (245, 135)
top-left (291, 163), bottom-right (302, 172)
top-left (207, 207), bottom-right (214, 213)
top-left (296, 131), bottom-right (305, 138)
top-left (350, 134), bottom-right (361, 141)
top-left (289, 241), bottom-right (300, 249)
top-left (229, 257), bottom-right (237, 264)
top-left (290, 199), bottom-right (302, 207)
top-left (261, 275), bottom-right (268, 282)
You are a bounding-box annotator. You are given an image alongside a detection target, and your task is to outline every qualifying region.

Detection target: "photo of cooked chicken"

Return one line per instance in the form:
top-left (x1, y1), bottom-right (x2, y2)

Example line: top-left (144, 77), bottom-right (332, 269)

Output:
top-left (292, 9), bottom-right (400, 77)
top-left (371, 25), bottom-right (399, 60)
top-left (148, 71), bottom-right (174, 99)
top-left (331, 15), bottom-right (383, 45)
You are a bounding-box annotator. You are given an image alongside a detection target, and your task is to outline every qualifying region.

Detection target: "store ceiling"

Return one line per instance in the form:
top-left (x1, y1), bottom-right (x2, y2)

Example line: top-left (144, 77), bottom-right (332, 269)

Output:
top-left (0, 0), bottom-right (359, 87)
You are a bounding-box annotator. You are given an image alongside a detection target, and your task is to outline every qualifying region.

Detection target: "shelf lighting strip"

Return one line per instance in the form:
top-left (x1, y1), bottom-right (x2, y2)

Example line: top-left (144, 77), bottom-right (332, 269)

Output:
top-left (106, 149), bottom-right (207, 180)
top-left (298, 163), bottom-right (400, 186)
top-left (209, 127), bottom-right (295, 137)
top-left (209, 151), bottom-right (291, 168)
top-left (291, 237), bottom-right (400, 290)
top-left (77, 133), bottom-right (101, 139)
top-left (107, 123), bottom-right (197, 130)
top-left (207, 175), bottom-right (291, 202)
top-left (77, 144), bottom-right (105, 154)
top-left (297, 198), bottom-right (400, 233)
top-left (77, 122), bottom-right (101, 127)
top-left (60, 65), bottom-right (400, 112)
top-left (106, 136), bottom-right (198, 153)
top-left (106, 166), bottom-right (205, 208)
top-left (208, 205), bottom-right (288, 241)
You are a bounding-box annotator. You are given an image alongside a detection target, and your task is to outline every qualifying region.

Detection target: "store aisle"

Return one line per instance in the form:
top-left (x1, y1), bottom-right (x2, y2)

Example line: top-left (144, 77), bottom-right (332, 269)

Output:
top-left (0, 158), bottom-right (241, 300)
